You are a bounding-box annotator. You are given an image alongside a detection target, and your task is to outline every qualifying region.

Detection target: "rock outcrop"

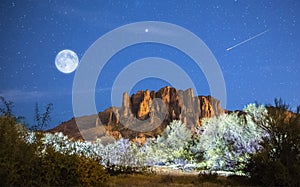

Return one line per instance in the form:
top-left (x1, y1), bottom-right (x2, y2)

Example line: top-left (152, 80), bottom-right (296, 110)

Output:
top-left (48, 86), bottom-right (225, 142)
top-left (117, 86), bottom-right (224, 128)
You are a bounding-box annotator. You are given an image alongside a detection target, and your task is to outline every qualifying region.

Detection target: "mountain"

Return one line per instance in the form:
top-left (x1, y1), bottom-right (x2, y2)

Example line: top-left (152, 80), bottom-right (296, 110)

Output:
top-left (47, 86), bottom-right (225, 143)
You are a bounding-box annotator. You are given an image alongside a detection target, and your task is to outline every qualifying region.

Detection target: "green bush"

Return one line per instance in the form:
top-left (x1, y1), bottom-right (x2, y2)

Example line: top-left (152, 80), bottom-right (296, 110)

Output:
top-left (0, 115), bottom-right (109, 186)
top-left (244, 103), bottom-right (300, 186)
top-left (37, 146), bottom-right (80, 186)
top-left (78, 156), bottom-right (109, 186)
top-left (0, 116), bottom-right (36, 186)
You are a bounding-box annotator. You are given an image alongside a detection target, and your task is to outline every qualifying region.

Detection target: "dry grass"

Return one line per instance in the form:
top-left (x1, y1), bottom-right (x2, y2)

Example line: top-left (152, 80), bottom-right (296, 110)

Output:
top-left (107, 172), bottom-right (253, 187)
top-left (109, 174), bottom-right (202, 187)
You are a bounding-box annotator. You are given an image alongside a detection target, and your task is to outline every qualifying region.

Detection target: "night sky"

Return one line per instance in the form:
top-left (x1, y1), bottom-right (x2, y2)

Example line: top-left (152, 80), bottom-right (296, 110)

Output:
top-left (0, 0), bottom-right (299, 129)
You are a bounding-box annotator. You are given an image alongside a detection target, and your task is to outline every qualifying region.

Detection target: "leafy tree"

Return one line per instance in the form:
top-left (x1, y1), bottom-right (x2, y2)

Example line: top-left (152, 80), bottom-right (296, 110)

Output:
top-left (194, 104), bottom-right (268, 172)
top-left (244, 100), bottom-right (300, 186)
top-left (145, 120), bottom-right (193, 165)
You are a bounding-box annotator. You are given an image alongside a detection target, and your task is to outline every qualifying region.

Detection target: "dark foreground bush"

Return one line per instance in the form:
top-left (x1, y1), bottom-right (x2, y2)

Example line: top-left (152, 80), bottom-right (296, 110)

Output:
top-left (244, 105), bottom-right (300, 186)
top-left (0, 116), bottom-right (109, 186)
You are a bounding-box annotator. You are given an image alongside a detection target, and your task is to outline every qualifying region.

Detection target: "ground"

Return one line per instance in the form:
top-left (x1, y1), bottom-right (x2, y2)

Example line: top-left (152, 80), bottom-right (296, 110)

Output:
top-left (107, 167), bottom-right (254, 187)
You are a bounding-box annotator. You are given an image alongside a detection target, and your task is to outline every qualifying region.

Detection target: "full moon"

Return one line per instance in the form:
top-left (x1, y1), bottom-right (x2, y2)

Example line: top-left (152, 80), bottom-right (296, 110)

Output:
top-left (55, 49), bottom-right (79, 73)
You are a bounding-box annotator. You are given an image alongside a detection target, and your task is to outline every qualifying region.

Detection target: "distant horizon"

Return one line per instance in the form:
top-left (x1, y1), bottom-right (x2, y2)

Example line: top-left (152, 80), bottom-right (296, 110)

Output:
top-left (8, 85), bottom-right (300, 131)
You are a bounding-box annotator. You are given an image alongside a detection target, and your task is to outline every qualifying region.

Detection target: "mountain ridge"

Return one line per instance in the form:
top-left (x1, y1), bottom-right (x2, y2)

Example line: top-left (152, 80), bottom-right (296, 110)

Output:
top-left (47, 86), bottom-right (225, 143)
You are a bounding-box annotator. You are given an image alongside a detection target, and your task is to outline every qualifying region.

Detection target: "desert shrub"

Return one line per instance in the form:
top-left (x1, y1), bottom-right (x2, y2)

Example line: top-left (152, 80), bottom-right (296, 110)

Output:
top-left (145, 120), bottom-right (193, 165)
top-left (0, 116), bottom-right (37, 186)
top-left (244, 102), bottom-right (300, 186)
top-left (0, 115), bottom-right (109, 186)
top-left (0, 96), bottom-right (14, 118)
top-left (31, 102), bottom-right (53, 130)
top-left (38, 132), bottom-right (148, 175)
top-left (36, 146), bottom-right (80, 186)
top-left (0, 96), bottom-right (24, 123)
top-left (92, 121), bottom-right (193, 168)
top-left (101, 138), bottom-right (147, 167)
top-left (77, 156), bottom-right (109, 186)
top-left (194, 104), bottom-right (268, 172)
top-left (34, 133), bottom-right (109, 186)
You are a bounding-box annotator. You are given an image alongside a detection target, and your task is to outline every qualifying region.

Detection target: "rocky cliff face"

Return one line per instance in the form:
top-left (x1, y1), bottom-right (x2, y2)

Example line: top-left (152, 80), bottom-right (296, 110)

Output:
top-left (119, 86), bottom-right (224, 128)
top-left (48, 86), bottom-right (224, 142)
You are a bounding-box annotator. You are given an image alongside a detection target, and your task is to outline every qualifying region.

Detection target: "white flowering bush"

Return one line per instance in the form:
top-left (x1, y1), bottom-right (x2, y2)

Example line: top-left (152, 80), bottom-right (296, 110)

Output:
top-left (21, 105), bottom-right (271, 174)
top-left (25, 120), bottom-right (193, 168)
top-left (20, 120), bottom-right (188, 168)
top-left (25, 131), bottom-right (148, 168)
top-left (144, 120), bottom-right (193, 165)
top-left (101, 138), bottom-right (147, 167)
top-left (194, 104), bottom-right (269, 172)
top-left (244, 103), bottom-right (268, 121)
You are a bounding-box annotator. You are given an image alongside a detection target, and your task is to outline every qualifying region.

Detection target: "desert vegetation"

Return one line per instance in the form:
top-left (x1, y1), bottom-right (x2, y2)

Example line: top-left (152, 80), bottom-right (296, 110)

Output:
top-left (1, 96), bottom-right (299, 186)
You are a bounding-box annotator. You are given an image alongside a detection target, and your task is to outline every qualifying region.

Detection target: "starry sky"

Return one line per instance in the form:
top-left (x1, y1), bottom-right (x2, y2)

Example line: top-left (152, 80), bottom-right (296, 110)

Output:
top-left (0, 0), bottom-right (299, 129)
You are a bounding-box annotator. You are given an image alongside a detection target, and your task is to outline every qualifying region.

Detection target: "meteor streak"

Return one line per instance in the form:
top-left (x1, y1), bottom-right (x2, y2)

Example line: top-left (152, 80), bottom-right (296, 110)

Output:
top-left (226, 29), bottom-right (270, 51)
